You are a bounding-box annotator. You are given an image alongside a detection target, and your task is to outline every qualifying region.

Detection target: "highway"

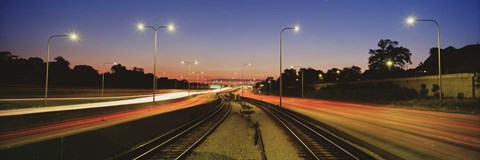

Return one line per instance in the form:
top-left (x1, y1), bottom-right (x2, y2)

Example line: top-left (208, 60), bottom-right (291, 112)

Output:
top-left (241, 91), bottom-right (480, 160)
top-left (0, 90), bottom-right (225, 148)
top-left (0, 88), bottom-right (230, 116)
top-left (0, 94), bottom-right (149, 101)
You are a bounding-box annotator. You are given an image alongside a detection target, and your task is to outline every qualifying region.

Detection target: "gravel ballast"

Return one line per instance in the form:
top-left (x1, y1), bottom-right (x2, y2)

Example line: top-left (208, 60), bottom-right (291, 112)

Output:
top-left (245, 101), bottom-right (301, 160)
top-left (186, 102), bottom-right (261, 159)
top-left (186, 100), bottom-right (301, 159)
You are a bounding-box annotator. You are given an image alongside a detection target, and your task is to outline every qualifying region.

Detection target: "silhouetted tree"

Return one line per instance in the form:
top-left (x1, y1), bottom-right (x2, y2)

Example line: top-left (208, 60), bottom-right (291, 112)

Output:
top-left (0, 51), bottom-right (18, 61)
top-left (299, 68), bottom-right (324, 84)
top-left (368, 39), bottom-right (412, 71)
top-left (49, 56), bottom-right (72, 85)
top-left (1, 52), bottom-right (195, 89)
top-left (341, 66), bottom-right (361, 81)
top-left (416, 44), bottom-right (480, 74)
top-left (280, 68), bottom-right (297, 87)
top-left (324, 68), bottom-right (342, 82)
top-left (71, 65), bottom-right (99, 86)
top-left (111, 64), bottom-right (127, 74)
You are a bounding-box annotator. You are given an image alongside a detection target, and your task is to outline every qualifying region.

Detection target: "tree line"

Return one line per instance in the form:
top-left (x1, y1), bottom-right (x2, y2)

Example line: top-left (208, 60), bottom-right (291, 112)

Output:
top-left (1, 39), bottom-right (479, 90)
top-left (256, 39), bottom-right (480, 94)
top-left (0, 52), bottom-right (207, 89)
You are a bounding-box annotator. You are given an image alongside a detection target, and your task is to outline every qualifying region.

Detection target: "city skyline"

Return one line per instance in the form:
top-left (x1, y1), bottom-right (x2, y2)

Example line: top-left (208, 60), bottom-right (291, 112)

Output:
top-left (1, 0), bottom-right (479, 80)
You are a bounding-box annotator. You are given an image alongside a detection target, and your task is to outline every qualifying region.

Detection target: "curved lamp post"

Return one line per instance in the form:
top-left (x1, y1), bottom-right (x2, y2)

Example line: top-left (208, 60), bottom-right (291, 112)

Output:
top-left (279, 25), bottom-right (299, 107)
top-left (241, 63), bottom-right (251, 97)
top-left (101, 62), bottom-right (117, 97)
top-left (181, 61), bottom-right (198, 95)
top-left (44, 32), bottom-right (79, 106)
top-left (136, 22), bottom-right (175, 103)
top-left (405, 16), bottom-right (442, 103)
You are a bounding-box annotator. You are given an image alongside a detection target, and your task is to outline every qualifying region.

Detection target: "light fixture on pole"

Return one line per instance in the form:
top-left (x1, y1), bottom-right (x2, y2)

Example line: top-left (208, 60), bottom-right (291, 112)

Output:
top-left (291, 65), bottom-right (304, 98)
top-left (405, 16), bottom-right (443, 103)
top-left (136, 22), bottom-right (175, 103)
top-left (279, 25), bottom-right (299, 107)
top-left (181, 61), bottom-right (198, 96)
top-left (241, 63), bottom-right (251, 97)
top-left (268, 80), bottom-right (272, 96)
top-left (102, 62), bottom-right (117, 97)
top-left (44, 32), bottom-right (79, 106)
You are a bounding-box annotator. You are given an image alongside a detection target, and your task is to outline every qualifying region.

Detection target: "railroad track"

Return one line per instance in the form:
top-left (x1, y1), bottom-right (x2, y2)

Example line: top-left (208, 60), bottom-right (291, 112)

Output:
top-left (242, 97), bottom-right (375, 160)
top-left (110, 95), bottom-right (231, 160)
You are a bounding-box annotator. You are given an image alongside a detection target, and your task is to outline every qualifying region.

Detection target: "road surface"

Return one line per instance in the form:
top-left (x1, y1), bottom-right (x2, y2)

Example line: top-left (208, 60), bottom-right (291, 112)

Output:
top-left (242, 91), bottom-right (480, 160)
top-left (0, 92), bottom-right (219, 148)
top-left (0, 88), bottom-right (230, 116)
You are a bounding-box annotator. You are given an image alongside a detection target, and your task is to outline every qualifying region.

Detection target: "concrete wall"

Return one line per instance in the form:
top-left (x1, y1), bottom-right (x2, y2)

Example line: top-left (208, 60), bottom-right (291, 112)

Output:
top-left (310, 73), bottom-right (478, 98)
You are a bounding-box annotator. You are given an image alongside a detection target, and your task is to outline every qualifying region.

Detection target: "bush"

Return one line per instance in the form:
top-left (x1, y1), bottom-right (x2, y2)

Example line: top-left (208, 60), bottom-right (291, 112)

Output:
top-left (419, 84), bottom-right (429, 98)
top-left (432, 84), bottom-right (442, 98)
top-left (457, 92), bottom-right (465, 99)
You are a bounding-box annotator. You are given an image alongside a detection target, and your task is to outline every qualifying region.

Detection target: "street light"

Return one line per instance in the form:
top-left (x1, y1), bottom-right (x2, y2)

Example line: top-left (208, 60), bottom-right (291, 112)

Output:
top-left (405, 16), bottom-right (443, 102)
top-left (291, 65), bottom-right (304, 98)
top-left (136, 22), bottom-right (175, 103)
top-left (44, 32), bottom-right (79, 106)
top-left (241, 63), bottom-right (251, 97)
top-left (101, 62), bottom-right (117, 97)
top-left (386, 59), bottom-right (394, 71)
top-left (386, 60), bottom-right (394, 67)
top-left (181, 61), bottom-right (198, 95)
top-left (268, 80), bottom-right (272, 96)
top-left (232, 72), bottom-right (237, 87)
top-left (279, 25), bottom-right (299, 107)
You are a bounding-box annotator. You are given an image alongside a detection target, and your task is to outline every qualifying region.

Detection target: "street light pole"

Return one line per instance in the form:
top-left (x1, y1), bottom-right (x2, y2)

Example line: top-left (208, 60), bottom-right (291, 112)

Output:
top-left (136, 22), bottom-right (175, 103)
top-left (241, 63), bottom-right (251, 97)
top-left (45, 33), bottom-right (78, 106)
top-left (102, 62), bottom-right (116, 97)
top-left (232, 73), bottom-right (237, 87)
top-left (279, 26), bottom-right (299, 107)
top-left (406, 17), bottom-right (442, 104)
top-left (291, 65), bottom-right (304, 98)
top-left (268, 80), bottom-right (272, 96)
top-left (182, 61), bottom-right (198, 96)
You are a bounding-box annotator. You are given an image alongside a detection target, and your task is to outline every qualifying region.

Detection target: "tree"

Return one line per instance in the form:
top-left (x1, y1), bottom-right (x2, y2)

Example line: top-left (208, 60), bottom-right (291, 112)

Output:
top-left (299, 68), bottom-right (324, 84)
top-left (0, 51), bottom-right (17, 62)
top-left (324, 68), bottom-right (341, 82)
top-left (368, 39), bottom-right (412, 71)
top-left (416, 44), bottom-right (480, 74)
top-left (71, 65), bottom-right (99, 86)
top-left (341, 66), bottom-right (361, 81)
top-left (50, 56), bottom-right (72, 85)
top-left (280, 68), bottom-right (297, 86)
top-left (111, 64), bottom-right (127, 73)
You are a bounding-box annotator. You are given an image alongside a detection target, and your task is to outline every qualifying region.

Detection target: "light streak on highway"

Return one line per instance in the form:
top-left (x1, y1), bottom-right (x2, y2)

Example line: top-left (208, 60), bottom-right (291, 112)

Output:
top-left (0, 95), bottom-right (150, 101)
top-left (0, 88), bottom-right (230, 117)
top-left (242, 90), bottom-right (480, 159)
top-left (0, 92), bottom-right (220, 148)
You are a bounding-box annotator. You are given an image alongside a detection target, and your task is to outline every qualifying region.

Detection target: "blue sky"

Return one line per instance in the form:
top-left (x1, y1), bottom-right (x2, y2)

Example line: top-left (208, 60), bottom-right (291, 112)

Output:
top-left (1, 0), bottom-right (479, 80)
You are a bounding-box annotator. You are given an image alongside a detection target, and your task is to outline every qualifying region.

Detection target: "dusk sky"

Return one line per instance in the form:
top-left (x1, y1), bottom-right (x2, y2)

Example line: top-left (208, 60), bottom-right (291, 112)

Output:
top-left (1, 0), bottom-right (479, 81)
